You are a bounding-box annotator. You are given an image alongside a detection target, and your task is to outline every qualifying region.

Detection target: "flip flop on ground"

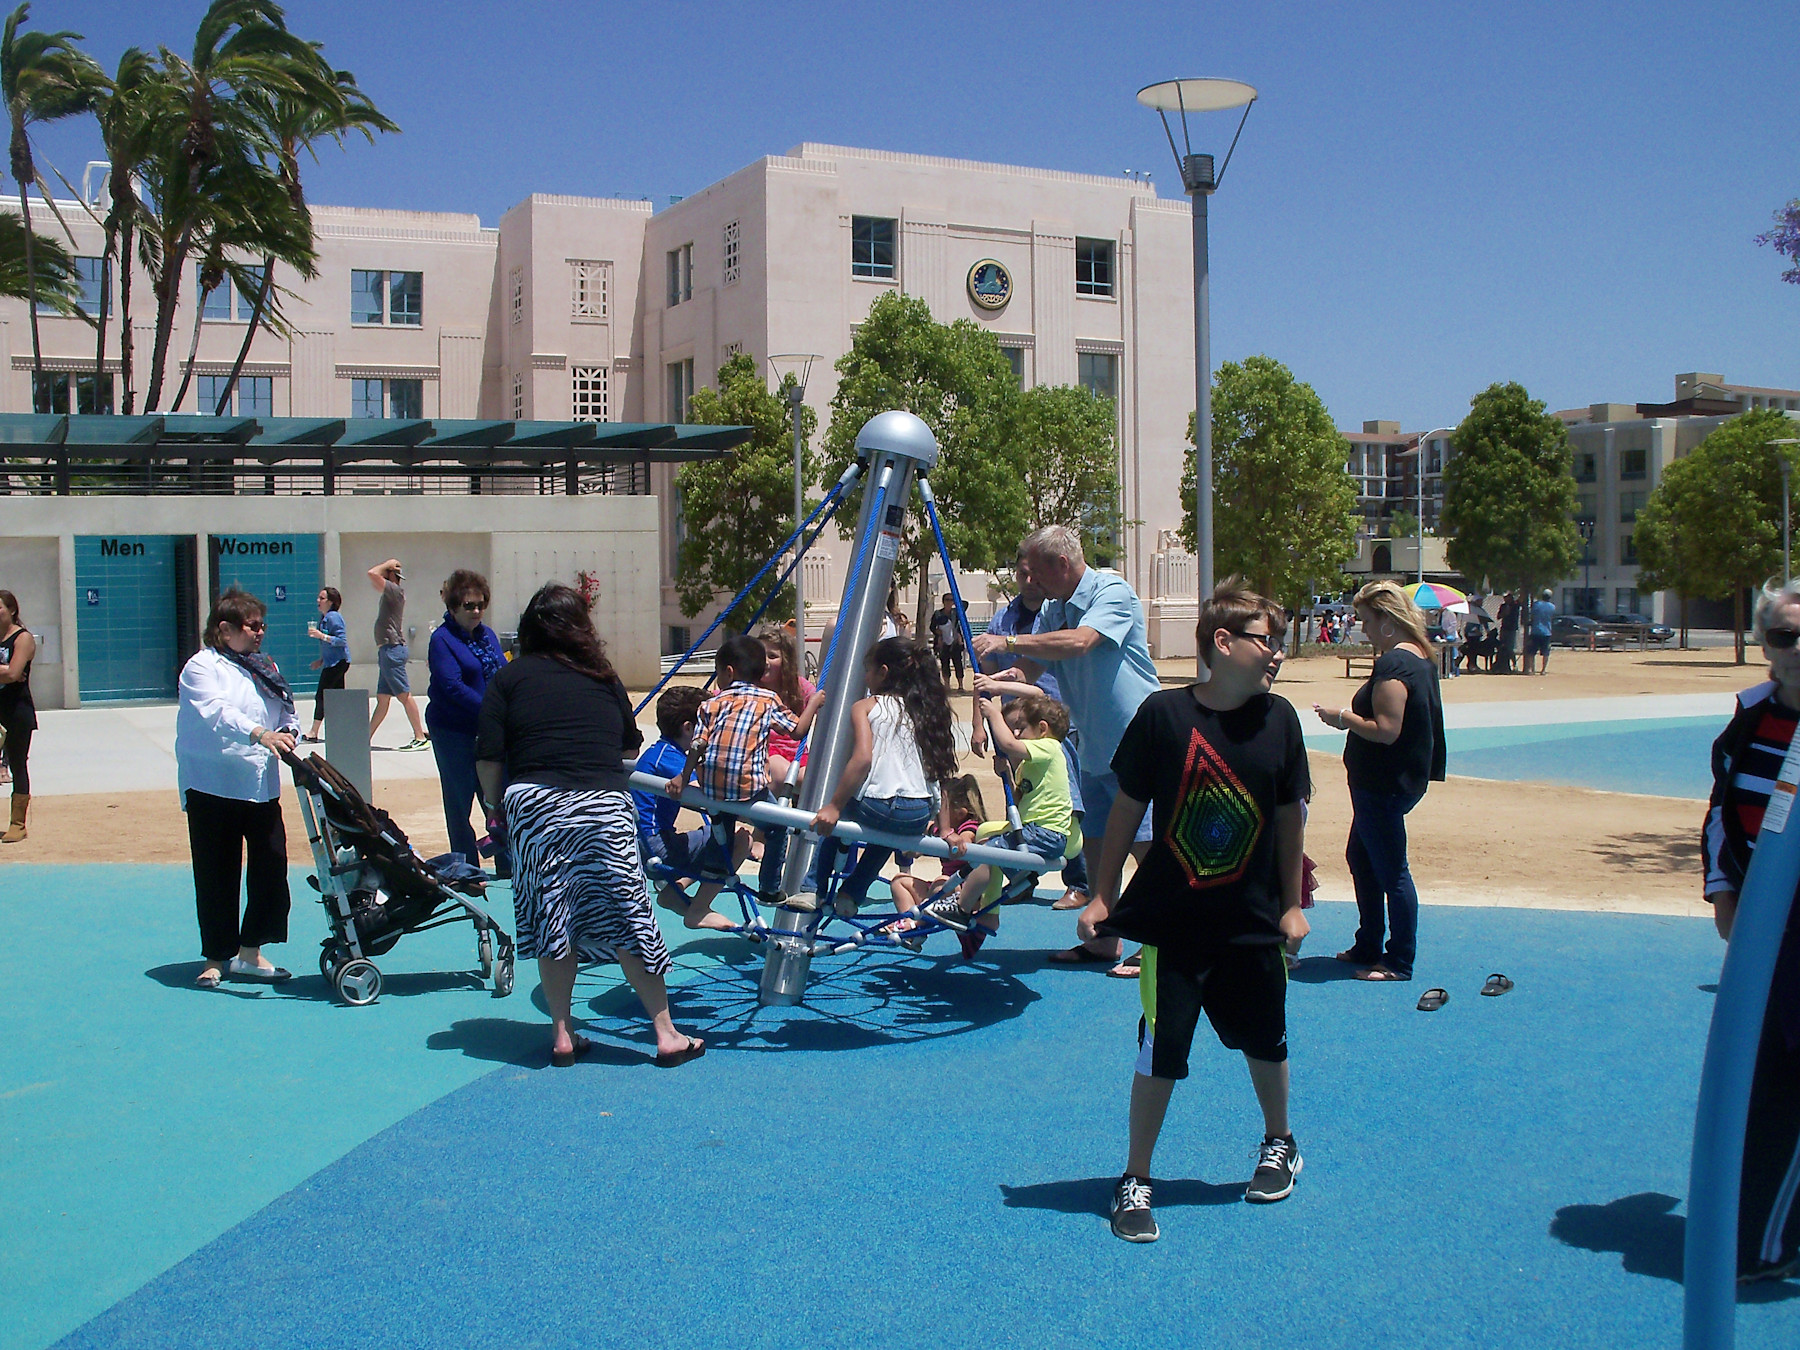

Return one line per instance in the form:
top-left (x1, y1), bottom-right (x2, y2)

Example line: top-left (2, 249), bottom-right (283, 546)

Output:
top-left (1047, 945), bottom-right (1112, 965)
top-left (1416, 988), bottom-right (1449, 1011)
top-left (1354, 965), bottom-right (1410, 982)
top-left (1481, 973), bottom-right (1514, 997)
top-left (551, 1035), bottom-right (596, 1069)
top-left (655, 1037), bottom-right (706, 1068)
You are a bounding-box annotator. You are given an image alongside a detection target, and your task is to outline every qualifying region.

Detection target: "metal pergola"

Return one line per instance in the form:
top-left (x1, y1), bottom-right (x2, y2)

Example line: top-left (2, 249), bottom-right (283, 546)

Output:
top-left (0, 413), bottom-right (754, 496)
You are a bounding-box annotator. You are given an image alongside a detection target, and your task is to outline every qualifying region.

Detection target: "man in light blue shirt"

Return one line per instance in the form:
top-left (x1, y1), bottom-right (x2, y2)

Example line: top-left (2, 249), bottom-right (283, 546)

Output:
top-left (1527, 588), bottom-right (1556, 676)
top-left (974, 524), bottom-right (1160, 967)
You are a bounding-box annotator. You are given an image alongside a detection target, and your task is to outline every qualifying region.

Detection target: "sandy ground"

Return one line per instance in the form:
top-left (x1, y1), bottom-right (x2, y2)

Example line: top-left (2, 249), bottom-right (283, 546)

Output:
top-left (2, 643), bottom-right (1743, 920)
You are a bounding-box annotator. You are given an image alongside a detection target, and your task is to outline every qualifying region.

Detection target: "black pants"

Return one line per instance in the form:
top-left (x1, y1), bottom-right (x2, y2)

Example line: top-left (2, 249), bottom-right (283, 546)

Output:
top-left (1741, 1007), bottom-right (1800, 1270)
top-left (2, 719), bottom-right (31, 794)
top-left (312, 661), bottom-right (349, 725)
top-left (186, 789), bottom-right (291, 960)
top-left (938, 646), bottom-right (964, 683)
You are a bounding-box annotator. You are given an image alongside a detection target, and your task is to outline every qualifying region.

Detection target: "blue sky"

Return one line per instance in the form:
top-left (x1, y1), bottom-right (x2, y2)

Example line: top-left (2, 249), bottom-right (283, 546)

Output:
top-left (26, 0), bottom-right (1800, 431)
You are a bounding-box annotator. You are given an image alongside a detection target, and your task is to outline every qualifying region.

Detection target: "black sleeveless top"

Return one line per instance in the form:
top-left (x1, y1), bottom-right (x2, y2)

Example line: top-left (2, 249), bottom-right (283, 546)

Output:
top-left (0, 627), bottom-right (37, 729)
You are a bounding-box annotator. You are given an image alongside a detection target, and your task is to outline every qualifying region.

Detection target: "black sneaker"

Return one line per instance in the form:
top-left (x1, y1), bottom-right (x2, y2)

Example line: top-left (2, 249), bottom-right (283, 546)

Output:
top-left (1738, 1255), bottom-right (1800, 1285)
top-left (1110, 1174), bottom-right (1158, 1242)
top-left (923, 895), bottom-right (970, 931)
top-left (1246, 1134), bottom-right (1302, 1203)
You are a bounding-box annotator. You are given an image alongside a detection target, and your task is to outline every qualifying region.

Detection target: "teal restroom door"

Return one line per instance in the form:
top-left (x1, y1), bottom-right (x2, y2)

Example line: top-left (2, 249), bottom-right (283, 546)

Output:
top-left (74, 535), bottom-right (181, 701)
top-left (209, 534), bottom-right (323, 693)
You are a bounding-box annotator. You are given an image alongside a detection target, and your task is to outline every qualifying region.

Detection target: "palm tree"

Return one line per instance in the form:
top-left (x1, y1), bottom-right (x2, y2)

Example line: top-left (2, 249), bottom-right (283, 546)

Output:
top-left (89, 48), bottom-right (164, 414)
top-left (214, 61), bottom-right (394, 414)
top-left (0, 3), bottom-right (104, 385)
top-left (141, 0), bottom-right (333, 412)
top-left (0, 208), bottom-right (83, 311)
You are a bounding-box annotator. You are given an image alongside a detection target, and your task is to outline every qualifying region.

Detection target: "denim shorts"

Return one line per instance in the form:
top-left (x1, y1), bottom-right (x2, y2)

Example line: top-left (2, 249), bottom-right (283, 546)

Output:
top-left (1080, 770), bottom-right (1155, 848)
top-left (376, 643), bottom-right (410, 695)
top-left (642, 825), bottom-right (709, 875)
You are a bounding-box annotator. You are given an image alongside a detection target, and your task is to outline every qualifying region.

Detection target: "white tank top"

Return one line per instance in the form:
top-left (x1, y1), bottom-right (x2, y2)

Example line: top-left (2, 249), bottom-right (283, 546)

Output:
top-left (859, 695), bottom-right (932, 801)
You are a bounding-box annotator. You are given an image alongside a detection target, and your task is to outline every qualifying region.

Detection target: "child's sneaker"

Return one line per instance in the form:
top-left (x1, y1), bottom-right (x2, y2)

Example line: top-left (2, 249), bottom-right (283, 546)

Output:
top-left (1110, 1174), bottom-right (1158, 1242)
top-left (922, 895), bottom-right (969, 931)
top-left (1245, 1134), bottom-right (1302, 1203)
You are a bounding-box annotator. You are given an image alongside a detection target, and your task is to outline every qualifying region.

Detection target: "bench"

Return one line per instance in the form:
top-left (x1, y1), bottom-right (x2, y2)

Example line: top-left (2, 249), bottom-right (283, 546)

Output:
top-left (1343, 654), bottom-right (1374, 679)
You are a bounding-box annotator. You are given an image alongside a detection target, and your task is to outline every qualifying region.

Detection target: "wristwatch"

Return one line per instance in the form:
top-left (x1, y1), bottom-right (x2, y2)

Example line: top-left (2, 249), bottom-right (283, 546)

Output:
top-left (1005, 634), bottom-right (1017, 653)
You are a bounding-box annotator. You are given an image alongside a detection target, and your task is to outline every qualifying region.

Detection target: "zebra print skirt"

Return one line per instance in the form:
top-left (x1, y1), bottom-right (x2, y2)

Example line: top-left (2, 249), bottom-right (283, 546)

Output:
top-left (503, 783), bottom-right (672, 973)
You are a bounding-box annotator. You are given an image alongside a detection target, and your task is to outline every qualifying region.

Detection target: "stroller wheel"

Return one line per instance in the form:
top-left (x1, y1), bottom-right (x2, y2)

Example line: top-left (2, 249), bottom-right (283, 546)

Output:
top-left (319, 943), bottom-right (349, 982)
top-left (492, 946), bottom-right (515, 998)
top-left (334, 958), bottom-right (382, 1005)
top-left (478, 932), bottom-right (495, 979)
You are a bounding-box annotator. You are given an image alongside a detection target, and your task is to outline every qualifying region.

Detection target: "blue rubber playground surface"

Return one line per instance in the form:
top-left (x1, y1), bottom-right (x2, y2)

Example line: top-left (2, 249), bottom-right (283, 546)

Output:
top-left (5, 862), bottom-right (1798, 1349)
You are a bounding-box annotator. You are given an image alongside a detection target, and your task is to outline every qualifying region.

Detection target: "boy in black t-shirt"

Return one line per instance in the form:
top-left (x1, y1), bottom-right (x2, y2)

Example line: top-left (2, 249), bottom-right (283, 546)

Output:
top-left (1078, 579), bottom-right (1311, 1243)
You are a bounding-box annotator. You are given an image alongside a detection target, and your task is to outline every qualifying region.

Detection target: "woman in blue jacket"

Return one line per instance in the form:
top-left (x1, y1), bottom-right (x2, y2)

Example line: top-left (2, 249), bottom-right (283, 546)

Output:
top-left (428, 569), bottom-right (506, 868)
top-left (302, 586), bottom-right (350, 743)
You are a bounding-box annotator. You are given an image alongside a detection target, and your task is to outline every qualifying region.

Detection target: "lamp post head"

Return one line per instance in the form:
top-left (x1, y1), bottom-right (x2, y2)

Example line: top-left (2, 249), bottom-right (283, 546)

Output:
top-left (855, 410), bottom-right (939, 470)
top-left (1180, 154), bottom-right (1216, 194)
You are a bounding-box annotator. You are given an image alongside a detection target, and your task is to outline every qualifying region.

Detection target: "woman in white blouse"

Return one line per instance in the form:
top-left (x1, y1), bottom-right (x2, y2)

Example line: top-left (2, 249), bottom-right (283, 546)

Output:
top-left (176, 589), bottom-right (302, 988)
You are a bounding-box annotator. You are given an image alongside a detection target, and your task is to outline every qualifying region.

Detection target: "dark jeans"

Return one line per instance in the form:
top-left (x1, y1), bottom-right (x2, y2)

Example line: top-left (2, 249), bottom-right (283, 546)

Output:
top-left (695, 790), bottom-right (786, 893)
top-left (1346, 787), bottom-right (1424, 978)
top-left (312, 661), bottom-right (348, 725)
top-left (431, 728), bottom-right (501, 870)
top-left (815, 795), bottom-right (933, 902)
top-left (1741, 1006), bottom-right (1800, 1270)
top-left (3, 719), bottom-right (31, 794)
top-left (938, 646), bottom-right (964, 683)
top-left (186, 789), bottom-right (291, 961)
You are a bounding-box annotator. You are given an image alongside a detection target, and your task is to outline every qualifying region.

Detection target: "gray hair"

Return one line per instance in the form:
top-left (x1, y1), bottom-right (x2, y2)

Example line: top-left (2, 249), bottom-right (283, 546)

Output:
top-left (1754, 578), bottom-right (1800, 643)
top-left (1021, 524), bottom-right (1083, 567)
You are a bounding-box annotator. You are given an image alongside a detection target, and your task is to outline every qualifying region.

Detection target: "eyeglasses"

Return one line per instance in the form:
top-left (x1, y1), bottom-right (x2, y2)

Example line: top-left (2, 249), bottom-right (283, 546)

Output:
top-left (1765, 628), bottom-right (1800, 650)
top-left (458, 601), bottom-right (487, 613)
top-left (238, 620), bottom-right (266, 633)
top-left (1228, 629), bottom-right (1282, 656)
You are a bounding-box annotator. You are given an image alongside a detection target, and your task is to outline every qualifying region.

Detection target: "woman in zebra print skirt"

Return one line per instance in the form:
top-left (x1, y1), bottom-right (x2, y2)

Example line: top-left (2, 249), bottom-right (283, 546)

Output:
top-left (476, 584), bottom-right (704, 1068)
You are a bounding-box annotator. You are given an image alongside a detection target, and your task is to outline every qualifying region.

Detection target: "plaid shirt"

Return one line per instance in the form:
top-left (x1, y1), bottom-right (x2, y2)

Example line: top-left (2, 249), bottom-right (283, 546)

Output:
top-left (692, 682), bottom-right (800, 802)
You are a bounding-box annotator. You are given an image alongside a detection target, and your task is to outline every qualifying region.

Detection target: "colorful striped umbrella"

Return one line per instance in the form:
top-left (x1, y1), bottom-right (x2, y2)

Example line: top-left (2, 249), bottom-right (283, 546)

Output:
top-left (1404, 581), bottom-right (1467, 610)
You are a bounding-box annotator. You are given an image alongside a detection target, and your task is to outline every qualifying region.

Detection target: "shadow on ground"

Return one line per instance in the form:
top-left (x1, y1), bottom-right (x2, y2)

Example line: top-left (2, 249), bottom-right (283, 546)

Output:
top-left (1586, 830), bottom-right (1700, 873)
top-left (425, 1016), bottom-right (647, 1068)
top-left (1550, 1192), bottom-right (1800, 1302)
top-left (1288, 955), bottom-right (1364, 983)
top-left (1001, 1176), bottom-right (1243, 1215)
top-left (145, 962), bottom-right (485, 1002)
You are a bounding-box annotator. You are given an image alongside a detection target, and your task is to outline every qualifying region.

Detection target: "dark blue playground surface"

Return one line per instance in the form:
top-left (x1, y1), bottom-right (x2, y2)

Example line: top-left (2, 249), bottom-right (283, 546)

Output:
top-left (5, 863), bottom-right (1799, 1350)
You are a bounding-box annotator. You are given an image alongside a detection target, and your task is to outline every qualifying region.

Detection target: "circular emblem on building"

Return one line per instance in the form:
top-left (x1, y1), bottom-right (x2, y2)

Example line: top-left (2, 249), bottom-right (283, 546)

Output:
top-left (966, 259), bottom-right (1012, 311)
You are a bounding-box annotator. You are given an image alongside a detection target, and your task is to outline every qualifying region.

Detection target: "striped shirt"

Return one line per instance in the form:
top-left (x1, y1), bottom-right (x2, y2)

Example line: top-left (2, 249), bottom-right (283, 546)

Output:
top-left (1706, 681), bottom-right (1800, 895)
top-left (692, 682), bottom-right (799, 802)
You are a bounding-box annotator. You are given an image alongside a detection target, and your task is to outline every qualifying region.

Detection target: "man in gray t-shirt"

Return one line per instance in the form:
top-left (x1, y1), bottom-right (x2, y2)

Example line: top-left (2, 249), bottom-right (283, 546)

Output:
top-left (367, 558), bottom-right (428, 748)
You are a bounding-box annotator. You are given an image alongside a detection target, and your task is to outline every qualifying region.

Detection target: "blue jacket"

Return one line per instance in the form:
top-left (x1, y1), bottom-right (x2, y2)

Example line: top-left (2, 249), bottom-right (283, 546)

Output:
top-left (314, 609), bottom-right (349, 668)
top-left (426, 616), bottom-right (504, 737)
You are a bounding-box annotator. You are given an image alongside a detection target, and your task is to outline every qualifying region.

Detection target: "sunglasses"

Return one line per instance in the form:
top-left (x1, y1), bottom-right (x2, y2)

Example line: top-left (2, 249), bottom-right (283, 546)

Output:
top-left (1765, 628), bottom-right (1800, 650)
top-left (458, 601), bottom-right (487, 613)
top-left (237, 620), bottom-right (266, 633)
top-left (1229, 629), bottom-right (1282, 656)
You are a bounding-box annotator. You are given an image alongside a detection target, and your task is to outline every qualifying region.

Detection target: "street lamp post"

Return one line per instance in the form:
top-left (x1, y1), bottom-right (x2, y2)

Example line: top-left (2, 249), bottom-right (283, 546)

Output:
top-left (1411, 427), bottom-right (1455, 585)
top-left (1137, 78), bottom-right (1256, 660)
top-left (1578, 518), bottom-right (1596, 614)
top-left (1774, 439), bottom-right (1799, 586)
top-left (769, 354), bottom-right (821, 670)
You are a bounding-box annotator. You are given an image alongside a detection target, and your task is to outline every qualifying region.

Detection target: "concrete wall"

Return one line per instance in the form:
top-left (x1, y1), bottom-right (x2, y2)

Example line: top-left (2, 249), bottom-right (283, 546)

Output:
top-left (0, 495), bottom-right (660, 705)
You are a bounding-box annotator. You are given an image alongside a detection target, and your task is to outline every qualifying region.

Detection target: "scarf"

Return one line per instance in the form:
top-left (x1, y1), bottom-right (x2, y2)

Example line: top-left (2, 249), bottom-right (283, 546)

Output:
top-left (446, 614), bottom-right (503, 680)
top-left (223, 646), bottom-right (296, 721)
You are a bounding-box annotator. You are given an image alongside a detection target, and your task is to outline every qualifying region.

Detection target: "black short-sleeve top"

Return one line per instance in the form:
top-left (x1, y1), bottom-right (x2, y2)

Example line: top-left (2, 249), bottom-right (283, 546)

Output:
top-left (474, 653), bottom-right (641, 794)
top-left (1343, 648), bottom-right (1446, 801)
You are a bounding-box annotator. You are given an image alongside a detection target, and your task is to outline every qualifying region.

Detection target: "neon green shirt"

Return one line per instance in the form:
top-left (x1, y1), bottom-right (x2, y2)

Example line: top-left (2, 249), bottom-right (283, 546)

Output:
top-left (1014, 736), bottom-right (1075, 838)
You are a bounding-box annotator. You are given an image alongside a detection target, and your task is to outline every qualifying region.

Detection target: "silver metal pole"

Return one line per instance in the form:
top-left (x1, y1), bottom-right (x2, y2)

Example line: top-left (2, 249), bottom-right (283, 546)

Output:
top-left (791, 386), bottom-right (806, 655)
top-left (1418, 439), bottom-right (1425, 585)
top-left (1784, 459), bottom-right (1791, 587)
top-left (1192, 179), bottom-right (1213, 607)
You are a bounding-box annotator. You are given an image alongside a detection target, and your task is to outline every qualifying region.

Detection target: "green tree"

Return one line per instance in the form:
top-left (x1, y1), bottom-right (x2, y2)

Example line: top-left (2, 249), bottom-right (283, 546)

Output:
top-left (1179, 355), bottom-right (1361, 621)
top-left (88, 47), bottom-right (164, 411)
top-left (0, 3), bottom-right (105, 385)
top-left (675, 353), bottom-right (817, 624)
top-left (1011, 383), bottom-right (1121, 566)
top-left (0, 208), bottom-right (84, 311)
top-left (821, 290), bottom-right (1023, 630)
top-left (1441, 381), bottom-right (1580, 599)
top-left (1387, 508), bottom-right (1419, 540)
top-left (1634, 408), bottom-right (1791, 663)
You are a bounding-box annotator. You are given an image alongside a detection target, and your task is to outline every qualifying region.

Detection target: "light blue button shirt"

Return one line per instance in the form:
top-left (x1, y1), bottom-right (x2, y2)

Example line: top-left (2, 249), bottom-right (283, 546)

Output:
top-left (1039, 567), bottom-right (1160, 770)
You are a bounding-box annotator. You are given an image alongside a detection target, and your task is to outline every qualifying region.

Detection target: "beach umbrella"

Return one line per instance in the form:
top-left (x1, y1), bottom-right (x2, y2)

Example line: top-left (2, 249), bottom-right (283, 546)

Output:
top-left (1405, 581), bottom-right (1467, 610)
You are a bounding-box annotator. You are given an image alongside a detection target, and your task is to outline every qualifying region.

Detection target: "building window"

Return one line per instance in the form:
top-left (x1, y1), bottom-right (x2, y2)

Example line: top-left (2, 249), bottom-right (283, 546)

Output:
top-left (1620, 447), bottom-right (1647, 480)
top-left (33, 370), bottom-right (113, 414)
top-left (571, 365), bottom-right (608, 422)
top-left (1616, 588), bottom-right (1640, 614)
top-left (1001, 346), bottom-right (1025, 387)
top-left (721, 341), bottom-right (743, 361)
top-left (197, 375), bottom-right (271, 417)
top-left (352, 377), bottom-right (422, 419)
top-left (668, 625), bottom-right (690, 656)
top-left (666, 243), bottom-right (692, 307)
top-left (722, 219), bottom-right (740, 286)
top-left (1620, 531), bottom-right (1638, 566)
top-left (571, 259), bottom-right (609, 319)
top-left (1078, 351), bottom-right (1118, 404)
top-left (851, 216), bottom-right (896, 279)
top-left (667, 358), bottom-right (694, 423)
top-left (236, 265), bottom-right (264, 321)
top-left (510, 372), bottom-right (524, 421)
top-left (1576, 493), bottom-right (1597, 524)
top-left (351, 269), bottom-right (423, 326)
top-left (1619, 490), bottom-right (1644, 523)
top-left (670, 485), bottom-right (685, 575)
top-left (1574, 451), bottom-right (1597, 483)
top-left (200, 268), bottom-right (231, 321)
top-left (509, 265), bottom-right (523, 326)
top-left (38, 255), bottom-right (110, 317)
top-left (1075, 238), bottom-right (1114, 297)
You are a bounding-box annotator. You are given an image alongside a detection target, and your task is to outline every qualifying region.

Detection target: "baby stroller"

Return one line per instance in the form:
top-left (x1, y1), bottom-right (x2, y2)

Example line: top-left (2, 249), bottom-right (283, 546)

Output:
top-left (287, 750), bottom-right (516, 1006)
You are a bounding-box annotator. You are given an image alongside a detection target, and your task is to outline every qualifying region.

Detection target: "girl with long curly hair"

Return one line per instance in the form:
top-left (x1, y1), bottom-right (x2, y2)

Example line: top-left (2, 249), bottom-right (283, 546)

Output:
top-left (809, 637), bottom-right (960, 916)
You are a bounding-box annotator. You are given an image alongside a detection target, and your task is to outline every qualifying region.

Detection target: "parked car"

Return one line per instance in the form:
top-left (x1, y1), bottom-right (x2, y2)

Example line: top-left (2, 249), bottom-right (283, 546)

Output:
top-left (1551, 615), bottom-right (1622, 648)
top-left (1595, 611), bottom-right (1675, 642)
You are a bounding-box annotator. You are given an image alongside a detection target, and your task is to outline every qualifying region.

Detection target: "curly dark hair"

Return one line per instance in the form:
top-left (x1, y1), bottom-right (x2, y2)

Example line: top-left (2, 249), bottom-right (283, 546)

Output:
top-left (203, 587), bottom-right (266, 650)
top-left (517, 582), bottom-right (616, 682)
top-left (865, 635), bottom-right (958, 783)
top-left (655, 684), bottom-right (705, 740)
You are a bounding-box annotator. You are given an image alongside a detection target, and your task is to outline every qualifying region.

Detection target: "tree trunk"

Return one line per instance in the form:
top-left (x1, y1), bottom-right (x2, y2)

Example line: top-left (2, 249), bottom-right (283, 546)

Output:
top-left (93, 227), bottom-right (115, 402)
top-left (143, 228), bottom-right (192, 412)
top-left (118, 216), bottom-right (136, 414)
top-left (215, 256), bottom-right (273, 414)
top-left (18, 183), bottom-right (42, 393)
top-left (1679, 593), bottom-right (1689, 651)
top-left (1734, 585), bottom-right (1746, 665)
top-left (167, 286), bottom-right (209, 413)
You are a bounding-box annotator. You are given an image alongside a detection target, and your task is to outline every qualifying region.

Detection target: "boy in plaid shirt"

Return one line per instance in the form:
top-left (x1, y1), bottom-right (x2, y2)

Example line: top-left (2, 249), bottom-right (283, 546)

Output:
top-left (666, 634), bottom-right (823, 913)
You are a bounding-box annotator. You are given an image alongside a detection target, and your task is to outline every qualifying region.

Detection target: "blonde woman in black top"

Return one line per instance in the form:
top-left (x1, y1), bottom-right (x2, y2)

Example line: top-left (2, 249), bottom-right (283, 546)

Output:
top-left (0, 590), bottom-right (36, 842)
top-left (1312, 580), bottom-right (1446, 982)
